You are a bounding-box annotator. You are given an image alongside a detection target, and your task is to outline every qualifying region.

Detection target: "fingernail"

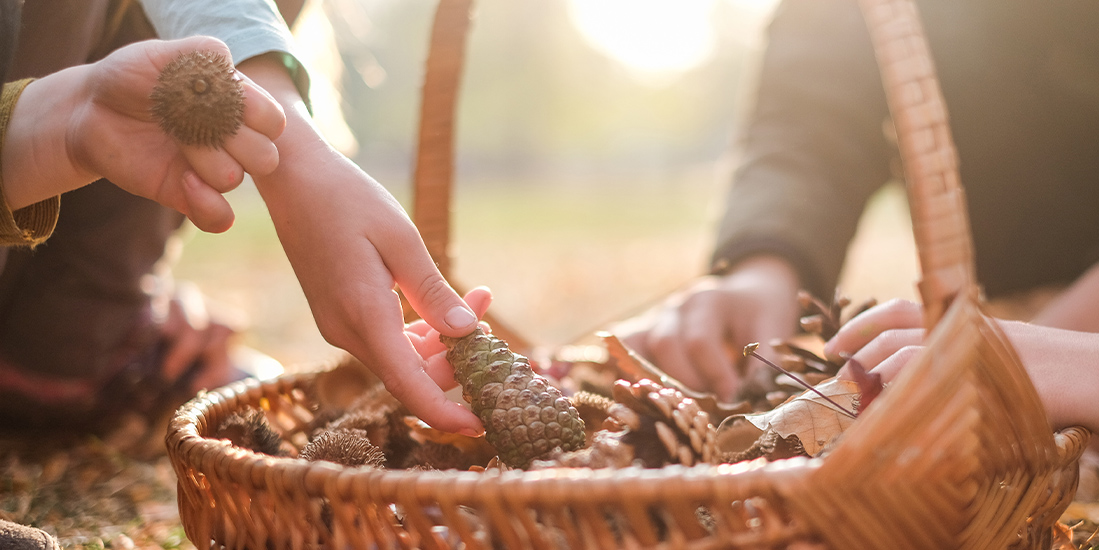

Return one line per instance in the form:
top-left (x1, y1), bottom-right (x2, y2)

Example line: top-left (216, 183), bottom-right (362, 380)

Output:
top-left (458, 427), bottom-right (483, 438)
top-left (444, 306), bottom-right (476, 329)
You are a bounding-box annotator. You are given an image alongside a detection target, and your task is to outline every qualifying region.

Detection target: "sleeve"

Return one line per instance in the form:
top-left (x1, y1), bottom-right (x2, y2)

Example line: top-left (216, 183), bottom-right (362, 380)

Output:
top-left (137, 0), bottom-right (312, 111)
top-left (0, 79), bottom-right (59, 248)
top-left (711, 0), bottom-right (893, 299)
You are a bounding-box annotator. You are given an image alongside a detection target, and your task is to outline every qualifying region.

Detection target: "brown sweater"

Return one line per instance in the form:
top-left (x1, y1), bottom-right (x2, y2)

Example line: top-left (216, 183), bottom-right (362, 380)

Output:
top-left (0, 78), bottom-right (59, 247)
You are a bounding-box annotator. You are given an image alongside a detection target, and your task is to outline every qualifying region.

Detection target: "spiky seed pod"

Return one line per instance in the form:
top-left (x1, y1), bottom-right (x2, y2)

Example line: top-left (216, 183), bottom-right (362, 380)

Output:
top-left (441, 327), bottom-right (586, 468)
top-left (606, 379), bottom-right (718, 467)
top-left (299, 429), bottom-right (386, 468)
top-left (150, 50), bottom-right (244, 148)
top-left (214, 408), bottom-right (285, 456)
top-left (325, 405), bottom-right (394, 451)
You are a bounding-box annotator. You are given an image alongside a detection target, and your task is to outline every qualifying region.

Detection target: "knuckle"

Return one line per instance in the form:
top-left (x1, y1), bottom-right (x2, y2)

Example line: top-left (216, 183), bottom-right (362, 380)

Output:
top-left (378, 369), bottom-right (415, 401)
top-left (414, 273), bottom-right (453, 309)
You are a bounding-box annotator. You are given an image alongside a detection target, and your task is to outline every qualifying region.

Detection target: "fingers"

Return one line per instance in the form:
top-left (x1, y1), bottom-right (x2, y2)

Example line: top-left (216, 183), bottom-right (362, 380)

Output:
top-left (181, 146), bottom-right (244, 193)
top-left (371, 342), bottom-right (483, 435)
top-left (678, 306), bottom-right (740, 400)
top-left (868, 345), bottom-right (923, 383)
top-left (646, 318), bottom-right (707, 392)
top-left (239, 77), bottom-right (286, 141)
top-left (407, 287), bottom-right (494, 388)
top-left (845, 327), bottom-right (924, 370)
top-left (182, 170), bottom-right (235, 232)
top-left (824, 298), bottom-right (923, 361)
top-left (463, 286), bottom-right (494, 319)
top-left (148, 36), bottom-right (233, 71)
top-left (334, 289), bottom-right (483, 435)
top-left (223, 127), bottom-right (279, 176)
top-left (384, 232), bottom-right (479, 338)
top-left (839, 344), bottom-right (923, 385)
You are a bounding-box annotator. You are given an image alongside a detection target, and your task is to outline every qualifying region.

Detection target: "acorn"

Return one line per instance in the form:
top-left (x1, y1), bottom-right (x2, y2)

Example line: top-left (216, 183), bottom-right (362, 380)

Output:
top-left (150, 50), bottom-right (244, 148)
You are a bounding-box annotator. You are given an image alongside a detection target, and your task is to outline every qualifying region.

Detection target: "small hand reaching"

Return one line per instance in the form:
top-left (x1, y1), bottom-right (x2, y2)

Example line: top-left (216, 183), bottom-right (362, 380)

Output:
top-left (826, 298), bottom-right (1099, 433)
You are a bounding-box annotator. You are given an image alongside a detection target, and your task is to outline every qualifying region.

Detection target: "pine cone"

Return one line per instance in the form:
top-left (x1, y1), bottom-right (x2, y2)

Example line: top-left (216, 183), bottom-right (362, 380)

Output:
top-left (605, 379), bottom-right (718, 467)
top-left (535, 378), bottom-right (718, 469)
top-left (442, 327), bottom-right (585, 468)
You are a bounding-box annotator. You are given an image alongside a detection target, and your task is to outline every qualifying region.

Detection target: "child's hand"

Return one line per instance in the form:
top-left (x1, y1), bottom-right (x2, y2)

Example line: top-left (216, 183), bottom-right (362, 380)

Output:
top-left (826, 298), bottom-right (1099, 432)
top-left (73, 37), bottom-right (286, 232)
top-left (824, 298), bottom-right (925, 380)
top-left (2, 36), bottom-right (285, 232)
top-left (34, 36), bottom-right (283, 234)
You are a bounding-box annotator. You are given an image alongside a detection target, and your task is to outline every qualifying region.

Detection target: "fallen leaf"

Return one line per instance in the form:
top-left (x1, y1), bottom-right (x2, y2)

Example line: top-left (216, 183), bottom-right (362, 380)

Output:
top-left (844, 358), bottom-right (882, 414)
top-left (743, 378), bottom-right (860, 456)
top-left (1050, 521), bottom-right (1077, 550)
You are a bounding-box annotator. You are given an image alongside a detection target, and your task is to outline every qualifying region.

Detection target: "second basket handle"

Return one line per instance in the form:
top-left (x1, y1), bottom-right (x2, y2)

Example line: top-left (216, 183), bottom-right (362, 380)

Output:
top-left (858, 0), bottom-right (977, 328)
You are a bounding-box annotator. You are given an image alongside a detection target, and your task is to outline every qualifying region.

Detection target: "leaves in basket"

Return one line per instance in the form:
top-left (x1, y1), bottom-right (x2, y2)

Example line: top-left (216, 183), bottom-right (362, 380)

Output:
top-left (741, 378), bottom-right (860, 457)
top-left (844, 357), bottom-right (883, 412)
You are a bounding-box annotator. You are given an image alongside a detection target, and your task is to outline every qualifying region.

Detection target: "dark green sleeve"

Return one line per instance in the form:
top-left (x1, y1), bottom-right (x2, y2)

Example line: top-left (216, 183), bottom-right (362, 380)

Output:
top-left (712, 0), bottom-right (893, 298)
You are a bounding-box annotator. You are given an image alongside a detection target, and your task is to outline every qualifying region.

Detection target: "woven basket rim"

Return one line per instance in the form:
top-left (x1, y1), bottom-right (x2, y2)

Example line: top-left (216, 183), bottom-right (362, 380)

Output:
top-left (167, 374), bottom-right (821, 499)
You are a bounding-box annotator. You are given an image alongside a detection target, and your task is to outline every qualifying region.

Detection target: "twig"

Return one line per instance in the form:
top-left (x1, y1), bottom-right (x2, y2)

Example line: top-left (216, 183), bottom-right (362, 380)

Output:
top-left (743, 343), bottom-right (857, 419)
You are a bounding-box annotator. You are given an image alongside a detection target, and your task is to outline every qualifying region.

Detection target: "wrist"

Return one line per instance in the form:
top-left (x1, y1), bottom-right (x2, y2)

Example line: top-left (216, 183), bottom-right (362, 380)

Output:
top-left (2, 67), bottom-right (96, 209)
top-left (1000, 320), bottom-right (1099, 433)
top-left (722, 254), bottom-right (801, 289)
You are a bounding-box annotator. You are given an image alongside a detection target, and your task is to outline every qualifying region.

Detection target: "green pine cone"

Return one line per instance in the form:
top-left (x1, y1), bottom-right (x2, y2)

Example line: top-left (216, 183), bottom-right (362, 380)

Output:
top-left (442, 327), bottom-right (586, 468)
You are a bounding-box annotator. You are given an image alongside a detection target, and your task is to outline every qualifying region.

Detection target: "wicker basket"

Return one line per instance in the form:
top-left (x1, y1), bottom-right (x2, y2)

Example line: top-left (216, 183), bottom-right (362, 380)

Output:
top-left (165, 0), bottom-right (1091, 548)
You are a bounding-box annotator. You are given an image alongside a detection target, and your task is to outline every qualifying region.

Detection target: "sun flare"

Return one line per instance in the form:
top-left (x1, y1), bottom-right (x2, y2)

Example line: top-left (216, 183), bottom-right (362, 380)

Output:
top-left (567, 0), bottom-right (718, 76)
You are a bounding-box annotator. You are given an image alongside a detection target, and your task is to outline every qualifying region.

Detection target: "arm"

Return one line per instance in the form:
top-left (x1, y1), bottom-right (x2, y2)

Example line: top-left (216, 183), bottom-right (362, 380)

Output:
top-left (1030, 261), bottom-right (1099, 332)
top-left (827, 299), bottom-right (1099, 433)
top-left (139, 0), bottom-right (484, 433)
top-left (236, 55), bottom-right (483, 436)
top-left (614, 0), bottom-right (892, 400)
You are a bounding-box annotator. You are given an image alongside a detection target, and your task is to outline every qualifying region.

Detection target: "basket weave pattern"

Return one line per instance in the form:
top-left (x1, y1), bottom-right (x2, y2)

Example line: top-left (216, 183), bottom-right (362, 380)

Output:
top-left (166, 0), bottom-right (1090, 548)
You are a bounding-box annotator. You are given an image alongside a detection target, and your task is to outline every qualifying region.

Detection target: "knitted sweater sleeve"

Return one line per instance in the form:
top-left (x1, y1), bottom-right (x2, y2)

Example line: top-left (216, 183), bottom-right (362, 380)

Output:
top-left (0, 79), bottom-right (60, 248)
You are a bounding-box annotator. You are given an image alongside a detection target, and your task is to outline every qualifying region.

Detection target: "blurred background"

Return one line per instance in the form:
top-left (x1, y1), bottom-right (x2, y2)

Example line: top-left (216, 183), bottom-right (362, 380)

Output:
top-left (173, 0), bottom-right (918, 368)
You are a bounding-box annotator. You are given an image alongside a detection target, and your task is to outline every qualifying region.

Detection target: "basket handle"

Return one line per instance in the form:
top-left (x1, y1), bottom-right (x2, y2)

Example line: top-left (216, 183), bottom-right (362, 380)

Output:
top-left (412, 0), bottom-right (473, 279)
top-left (409, 0), bottom-right (534, 351)
top-left (858, 0), bottom-right (977, 328)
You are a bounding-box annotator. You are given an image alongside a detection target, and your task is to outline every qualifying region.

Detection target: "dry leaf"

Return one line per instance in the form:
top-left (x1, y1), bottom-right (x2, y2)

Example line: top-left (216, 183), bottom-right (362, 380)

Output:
top-left (1050, 521), bottom-right (1077, 550)
top-left (743, 379), bottom-right (860, 456)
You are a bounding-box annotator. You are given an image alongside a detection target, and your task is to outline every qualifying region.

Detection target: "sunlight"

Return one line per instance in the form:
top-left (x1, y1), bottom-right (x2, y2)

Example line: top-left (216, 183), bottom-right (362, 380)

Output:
top-left (567, 0), bottom-right (717, 76)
